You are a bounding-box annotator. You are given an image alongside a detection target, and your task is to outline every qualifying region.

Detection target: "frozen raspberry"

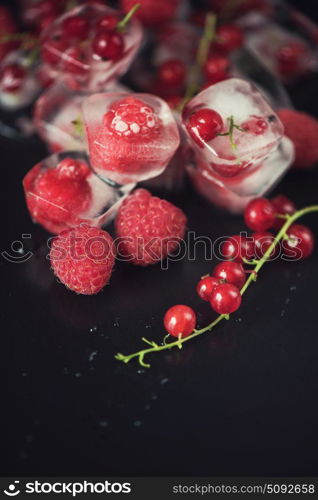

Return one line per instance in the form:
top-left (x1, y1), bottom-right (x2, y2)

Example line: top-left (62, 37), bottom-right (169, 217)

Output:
top-left (277, 108), bottom-right (318, 169)
top-left (115, 188), bottom-right (187, 266)
top-left (50, 224), bottom-right (116, 295)
top-left (103, 96), bottom-right (160, 139)
top-left (25, 159), bottom-right (92, 234)
top-left (120, 0), bottom-right (180, 26)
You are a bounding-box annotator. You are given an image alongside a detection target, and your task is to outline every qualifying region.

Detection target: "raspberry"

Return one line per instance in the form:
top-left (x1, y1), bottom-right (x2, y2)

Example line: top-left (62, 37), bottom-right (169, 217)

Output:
top-left (115, 188), bottom-right (187, 266)
top-left (25, 159), bottom-right (92, 234)
top-left (277, 109), bottom-right (318, 169)
top-left (50, 225), bottom-right (115, 295)
top-left (120, 0), bottom-right (180, 26)
top-left (103, 97), bottom-right (160, 139)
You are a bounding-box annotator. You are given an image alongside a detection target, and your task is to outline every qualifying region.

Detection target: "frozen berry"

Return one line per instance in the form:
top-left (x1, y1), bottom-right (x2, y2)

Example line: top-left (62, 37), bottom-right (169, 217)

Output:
top-left (50, 224), bottom-right (115, 295)
top-left (210, 283), bottom-right (242, 315)
top-left (252, 231), bottom-right (276, 258)
top-left (222, 235), bottom-right (254, 263)
top-left (92, 29), bottom-right (124, 60)
top-left (61, 46), bottom-right (88, 75)
top-left (56, 157), bottom-right (90, 180)
top-left (283, 224), bottom-right (314, 260)
top-left (115, 188), bottom-right (187, 266)
top-left (157, 59), bottom-right (186, 87)
top-left (213, 261), bottom-right (246, 289)
top-left (203, 55), bottom-right (230, 83)
top-left (164, 304), bottom-right (196, 338)
top-left (196, 276), bottom-right (219, 301)
top-left (120, 0), bottom-right (180, 26)
top-left (214, 24), bottom-right (244, 53)
top-left (41, 37), bottom-right (68, 65)
top-left (277, 42), bottom-right (306, 77)
top-left (103, 96), bottom-right (160, 139)
top-left (186, 108), bottom-right (223, 146)
top-left (244, 198), bottom-right (276, 232)
top-left (277, 109), bottom-right (318, 169)
top-left (62, 15), bottom-right (89, 40)
top-left (242, 115), bottom-right (268, 135)
top-left (0, 63), bottom-right (26, 92)
top-left (271, 194), bottom-right (296, 230)
top-left (96, 14), bottom-right (120, 30)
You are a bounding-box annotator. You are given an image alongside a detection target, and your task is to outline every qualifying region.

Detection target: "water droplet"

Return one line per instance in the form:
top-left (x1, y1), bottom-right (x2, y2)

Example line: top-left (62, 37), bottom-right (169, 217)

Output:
top-left (161, 378), bottom-right (168, 385)
top-left (89, 351), bottom-right (97, 362)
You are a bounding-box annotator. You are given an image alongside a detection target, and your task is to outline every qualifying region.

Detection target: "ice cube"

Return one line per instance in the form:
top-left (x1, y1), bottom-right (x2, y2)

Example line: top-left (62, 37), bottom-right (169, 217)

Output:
top-left (188, 136), bottom-right (294, 214)
top-left (182, 78), bottom-right (284, 178)
top-left (23, 151), bottom-right (135, 234)
top-left (40, 3), bottom-right (143, 92)
top-left (82, 92), bottom-right (180, 184)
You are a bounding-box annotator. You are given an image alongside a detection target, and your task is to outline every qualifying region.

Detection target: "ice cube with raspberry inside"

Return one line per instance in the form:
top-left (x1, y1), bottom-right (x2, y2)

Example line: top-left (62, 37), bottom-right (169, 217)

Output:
top-left (83, 93), bottom-right (180, 184)
top-left (23, 151), bottom-right (135, 234)
top-left (182, 78), bottom-right (284, 178)
top-left (40, 3), bottom-right (142, 92)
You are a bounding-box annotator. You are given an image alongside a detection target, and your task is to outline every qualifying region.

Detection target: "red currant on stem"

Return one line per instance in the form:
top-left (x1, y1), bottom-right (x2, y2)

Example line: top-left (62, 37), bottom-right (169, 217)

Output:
top-left (244, 197), bottom-right (276, 232)
top-left (271, 194), bottom-right (296, 230)
top-left (283, 224), bottom-right (314, 260)
top-left (157, 59), bottom-right (186, 88)
top-left (210, 283), bottom-right (242, 315)
top-left (203, 54), bottom-right (230, 83)
top-left (222, 234), bottom-right (254, 263)
top-left (241, 115), bottom-right (268, 135)
top-left (96, 14), bottom-right (121, 30)
top-left (214, 24), bottom-right (244, 53)
top-left (186, 108), bottom-right (223, 147)
top-left (213, 261), bottom-right (246, 288)
top-left (62, 15), bottom-right (89, 40)
top-left (252, 232), bottom-right (276, 258)
top-left (196, 276), bottom-right (219, 301)
top-left (92, 29), bottom-right (124, 61)
top-left (164, 305), bottom-right (197, 338)
top-left (0, 63), bottom-right (26, 92)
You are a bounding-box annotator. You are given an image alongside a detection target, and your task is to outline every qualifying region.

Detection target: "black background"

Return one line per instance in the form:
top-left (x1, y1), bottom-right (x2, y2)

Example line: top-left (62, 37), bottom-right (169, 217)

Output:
top-left (1, 0), bottom-right (318, 478)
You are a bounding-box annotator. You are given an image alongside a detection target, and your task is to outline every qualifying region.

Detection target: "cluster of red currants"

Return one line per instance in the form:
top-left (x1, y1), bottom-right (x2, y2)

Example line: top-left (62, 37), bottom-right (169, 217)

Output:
top-left (163, 195), bottom-right (315, 340)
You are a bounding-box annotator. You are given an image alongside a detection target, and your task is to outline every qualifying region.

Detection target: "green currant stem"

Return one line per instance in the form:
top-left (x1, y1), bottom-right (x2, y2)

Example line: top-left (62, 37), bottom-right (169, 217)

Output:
top-left (115, 204), bottom-right (318, 368)
top-left (177, 12), bottom-right (216, 111)
top-left (117, 4), bottom-right (140, 32)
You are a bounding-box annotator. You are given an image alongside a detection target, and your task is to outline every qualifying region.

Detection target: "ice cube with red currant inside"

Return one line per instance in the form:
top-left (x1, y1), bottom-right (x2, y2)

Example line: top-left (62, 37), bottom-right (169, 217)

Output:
top-left (83, 93), bottom-right (180, 184)
top-left (245, 23), bottom-right (317, 82)
top-left (0, 50), bottom-right (41, 111)
top-left (23, 151), bottom-right (135, 234)
top-left (40, 3), bottom-right (143, 92)
top-left (182, 78), bottom-right (284, 178)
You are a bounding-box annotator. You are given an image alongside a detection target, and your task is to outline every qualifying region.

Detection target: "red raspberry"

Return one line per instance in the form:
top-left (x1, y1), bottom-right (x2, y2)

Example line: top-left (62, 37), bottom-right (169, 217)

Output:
top-left (24, 158), bottom-right (92, 234)
top-left (103, 96), bottom-right (160, 139)
top-left (277, 109), bottom-right (318, 169)
top-left (120, 0), bottom-right (180, 26)
top-left (50, 225), bottom-right (116, 295)
top-left (115, 188), bottom-right (187, 266)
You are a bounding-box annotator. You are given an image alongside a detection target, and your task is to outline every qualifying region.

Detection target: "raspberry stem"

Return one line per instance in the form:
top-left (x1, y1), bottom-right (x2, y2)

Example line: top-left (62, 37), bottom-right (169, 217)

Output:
top-left (115, 204), bottom-right (318, 368)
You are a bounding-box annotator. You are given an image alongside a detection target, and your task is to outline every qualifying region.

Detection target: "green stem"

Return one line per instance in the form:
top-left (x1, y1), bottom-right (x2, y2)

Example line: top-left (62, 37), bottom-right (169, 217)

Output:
top-left (117, 4), bottom-right (140, 32)
top-left (115, 204), bottom-right (318, 368)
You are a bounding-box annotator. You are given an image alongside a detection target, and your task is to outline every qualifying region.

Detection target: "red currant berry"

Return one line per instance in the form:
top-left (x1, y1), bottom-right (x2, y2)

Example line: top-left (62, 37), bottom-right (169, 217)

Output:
top-left (277, 42), bottom-right (306, 77)
top-left (0, 63), bottom-right (26, 92)
top-left (62, 15), bottom-right (89, 40)
top-left (210, 283), bottom-right (242, 315)
top-left (96, 14), bottom-right (120, 30)
top-left (203, 55), bottom-right (230, 83)
top-left (244, 198), bottom-right (276, 232)
top-left (165, 94), bottom-right (183, 109)
top-left (186, 108), bottom-right (223, 146)
top-left (283, 224), bottom-right (314, 260)
top-left (252, 231), bottom-right (276, 258)
top-left (241, 115), bottom-right (268, 135)
top-left (214, 24), bottom-right (244, 53)
top-left (163, 305), bottom-right (196, 338)
top-left (41, 38), bottom-right (68, 65)
top-left (271, 194), bottom-right (296, 230)
top-left (92, 29), bottom-right (124, 61)
top-left (196, 276), bottom-right (219, 301)
top-left (222, 235), bottom-right (254, 263)
top-left (157, 59), bottom-right (186, 88)
top-left (213, 261), bottom-right (246, 289)
top-left (61, 47), bottom-right (88, 75)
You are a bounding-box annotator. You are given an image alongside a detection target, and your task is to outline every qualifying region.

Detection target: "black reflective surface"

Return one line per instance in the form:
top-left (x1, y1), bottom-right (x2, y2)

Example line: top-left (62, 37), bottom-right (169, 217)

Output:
top-left (1, 2), bottom-right (318, 478)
